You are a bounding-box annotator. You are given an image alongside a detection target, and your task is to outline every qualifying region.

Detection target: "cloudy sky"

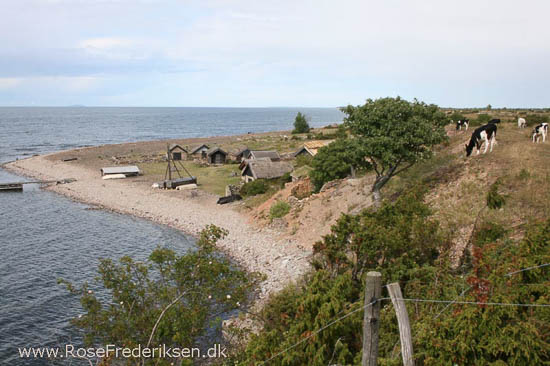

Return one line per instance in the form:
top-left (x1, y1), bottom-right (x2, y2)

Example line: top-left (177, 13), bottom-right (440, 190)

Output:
top-left (0, 0), bottom-right (549, 107)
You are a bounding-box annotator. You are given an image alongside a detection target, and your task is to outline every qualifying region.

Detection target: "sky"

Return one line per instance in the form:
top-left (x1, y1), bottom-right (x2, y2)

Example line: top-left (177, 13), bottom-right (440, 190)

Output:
top-left (0, 0), bottom-right (549, 108)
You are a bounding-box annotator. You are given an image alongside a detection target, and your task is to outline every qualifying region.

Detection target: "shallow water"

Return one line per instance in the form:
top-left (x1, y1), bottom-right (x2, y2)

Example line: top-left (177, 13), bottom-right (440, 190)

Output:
top-left (0, 107), bottom-right (343, 364)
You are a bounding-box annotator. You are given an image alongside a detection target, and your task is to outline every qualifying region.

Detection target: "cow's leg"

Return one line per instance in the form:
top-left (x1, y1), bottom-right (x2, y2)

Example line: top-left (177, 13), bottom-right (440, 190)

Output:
top-left (483, 138), bottom-right (489, 154)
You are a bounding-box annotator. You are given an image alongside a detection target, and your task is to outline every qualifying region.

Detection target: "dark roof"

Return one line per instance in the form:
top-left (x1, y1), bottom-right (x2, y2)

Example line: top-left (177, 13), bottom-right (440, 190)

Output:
top-left (207, 147), bottom-right (227, 156)
top-left (241, 160), bottom-right (293, 180)
top-left (190, 144), bottom-right (210, 154)
top-left (235, 147), bottom-right (251, 157)
top-left (249, 150), bottom-right (280, 161)
top-left (292, 146), bottom-right (311, 157)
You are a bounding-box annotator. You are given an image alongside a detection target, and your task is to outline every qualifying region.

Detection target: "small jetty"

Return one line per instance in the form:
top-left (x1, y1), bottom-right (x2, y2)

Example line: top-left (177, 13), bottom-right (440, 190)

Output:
top-left (0, 183), bottom-right (23, 192)
top-left (0, 178), bottom-right (76, 192)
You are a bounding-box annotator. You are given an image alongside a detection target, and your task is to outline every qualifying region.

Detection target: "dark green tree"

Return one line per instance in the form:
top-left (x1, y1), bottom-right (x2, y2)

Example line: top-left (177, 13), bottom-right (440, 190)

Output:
top-left (309, 139), bottom-right (370, 192)
top-left (292, 112), bottom-right (311, 134)
top-left (341, 97), bottom-right (448, 204)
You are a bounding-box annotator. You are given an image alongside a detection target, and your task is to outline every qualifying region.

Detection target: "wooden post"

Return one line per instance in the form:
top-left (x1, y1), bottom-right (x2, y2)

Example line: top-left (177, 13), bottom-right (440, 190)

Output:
top-left (387, 282), bottom-right (414, 366)
top-left (167, 144), bottom-right (172, 181)
top-left (362, 271), bottom-right (382, 366)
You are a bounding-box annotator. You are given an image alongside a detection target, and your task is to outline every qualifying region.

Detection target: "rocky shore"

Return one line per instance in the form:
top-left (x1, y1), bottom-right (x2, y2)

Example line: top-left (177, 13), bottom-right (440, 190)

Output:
top-left (3, 152), bottom-right (312, 306)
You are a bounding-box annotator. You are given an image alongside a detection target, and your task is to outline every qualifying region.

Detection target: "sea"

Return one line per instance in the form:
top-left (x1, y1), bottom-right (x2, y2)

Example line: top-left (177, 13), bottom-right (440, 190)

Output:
top-left (0, 107), bottom-right (344, 365)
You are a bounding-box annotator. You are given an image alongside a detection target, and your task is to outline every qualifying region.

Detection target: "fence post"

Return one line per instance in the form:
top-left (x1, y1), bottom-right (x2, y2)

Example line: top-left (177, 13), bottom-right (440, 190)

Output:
top-left (387, 282), bottom-right (414, 366)
top-left (362, 271), bottom-right (382, 366)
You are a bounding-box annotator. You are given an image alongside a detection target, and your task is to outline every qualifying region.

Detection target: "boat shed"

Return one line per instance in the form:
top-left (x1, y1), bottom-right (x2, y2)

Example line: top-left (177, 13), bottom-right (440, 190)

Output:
top-left (207, 147), bottom-right (228, 164)
top-left (100, 165), bottom-right (141, 177)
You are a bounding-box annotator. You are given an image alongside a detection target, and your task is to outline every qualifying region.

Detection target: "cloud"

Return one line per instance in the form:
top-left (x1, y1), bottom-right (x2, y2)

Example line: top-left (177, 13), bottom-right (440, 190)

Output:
top-left (0, 0), bottom-right (549, 106)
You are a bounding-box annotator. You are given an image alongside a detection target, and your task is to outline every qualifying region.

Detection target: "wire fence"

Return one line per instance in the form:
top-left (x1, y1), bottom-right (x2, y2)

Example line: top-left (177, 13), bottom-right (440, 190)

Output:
top-left (258, 270), bottom-right (550, 365)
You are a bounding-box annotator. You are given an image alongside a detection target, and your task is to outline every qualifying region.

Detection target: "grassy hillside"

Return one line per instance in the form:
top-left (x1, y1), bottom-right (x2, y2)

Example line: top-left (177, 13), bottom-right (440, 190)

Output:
top-left (229, 114), bottom-right (550, 365)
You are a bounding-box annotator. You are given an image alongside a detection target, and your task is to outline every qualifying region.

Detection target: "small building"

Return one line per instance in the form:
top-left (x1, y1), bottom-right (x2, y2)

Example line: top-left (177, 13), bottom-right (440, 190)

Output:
top-left (207, 147), bottom-right (228, 164)
top-left (234, 147), bottom-right (251, 162)
top-left (293, 140), bottom-right (334, 158)
top-left (190, 144), bottom-right (210, 159)
top-left (241, 159), bottom-right (293, 183)
top-left (100, 165), bottom-right (140, 177)
top-left (169, 144), bottom-right (188, 161)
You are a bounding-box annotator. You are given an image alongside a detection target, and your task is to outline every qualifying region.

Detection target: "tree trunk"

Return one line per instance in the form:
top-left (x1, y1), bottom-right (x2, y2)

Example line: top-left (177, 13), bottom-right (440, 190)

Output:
top-left (372, 175), bottom-right (390, 207)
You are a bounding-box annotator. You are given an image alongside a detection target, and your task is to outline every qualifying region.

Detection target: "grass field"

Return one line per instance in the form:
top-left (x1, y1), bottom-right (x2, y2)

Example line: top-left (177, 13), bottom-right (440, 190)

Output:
top-left (140, 161), bottom-right (242, 196)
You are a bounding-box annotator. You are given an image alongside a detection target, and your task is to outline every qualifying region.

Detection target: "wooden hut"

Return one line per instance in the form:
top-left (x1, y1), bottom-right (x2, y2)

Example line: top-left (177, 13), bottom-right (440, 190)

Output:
top-left (241, 159), bottom-right (293, 183)
top-left (234, 147), bottom-right (251, 162)
top-left (207, 147), bottom-right (228, 164)
top-left (190, 144), bottom-right (210, 159)
top-left (169, 144), bottom-right (188, 161)
top-left (238, 150), bottom-right (281, 169)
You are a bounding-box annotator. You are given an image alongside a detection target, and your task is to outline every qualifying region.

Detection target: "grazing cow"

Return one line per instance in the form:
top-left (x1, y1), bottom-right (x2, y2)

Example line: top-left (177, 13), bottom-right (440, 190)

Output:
top-left (489, 118), bottom-right (501, 124)
top-left (532, 123), bottom-right (548, 143)
top-left (456, 119), bottom-right (469, 131)
top-left (465, 123), bottom-right (498, 156)
top-left (518, 117), bottom-right (527, 128)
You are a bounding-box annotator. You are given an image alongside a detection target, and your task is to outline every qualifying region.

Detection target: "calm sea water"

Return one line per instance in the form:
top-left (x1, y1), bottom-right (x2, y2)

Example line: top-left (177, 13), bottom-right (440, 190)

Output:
top-left (0, 107), bottom-right (343, 365)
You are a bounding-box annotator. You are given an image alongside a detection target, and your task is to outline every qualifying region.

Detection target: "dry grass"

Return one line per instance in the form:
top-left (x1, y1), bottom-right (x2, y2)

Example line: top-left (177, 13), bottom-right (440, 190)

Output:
top-left (389, 119), bottom-right (550, 244)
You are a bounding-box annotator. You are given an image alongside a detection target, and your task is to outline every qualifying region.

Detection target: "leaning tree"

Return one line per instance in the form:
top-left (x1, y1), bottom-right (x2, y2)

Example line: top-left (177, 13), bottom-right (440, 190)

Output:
top-left (341, 97), bottom-right (448, 205)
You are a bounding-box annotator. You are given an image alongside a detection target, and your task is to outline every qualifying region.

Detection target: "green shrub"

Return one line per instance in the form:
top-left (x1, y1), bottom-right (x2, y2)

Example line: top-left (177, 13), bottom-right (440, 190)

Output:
top-left (449, 111), bottom-right (466, 122)
top-left (295, 154), bottom-right (312, 167)
top-left (473, 221), bottom-right (507, 246)
top-left (240, 179), bottom-right (268, 197)
top-left (279, 172), bottom-right (292, 188)
top-left (309, 139), bottom-right (369, 192)
top-left (486, 179), bottom-right (506, 210)
top-left (473, 113), bottom-right (492, 127)
top-left (270, 201), bottom-right (290, 219)
top-left (526, 113), bottom-right (549, 126)
top-left (517, 168), bottom-right (531, 180)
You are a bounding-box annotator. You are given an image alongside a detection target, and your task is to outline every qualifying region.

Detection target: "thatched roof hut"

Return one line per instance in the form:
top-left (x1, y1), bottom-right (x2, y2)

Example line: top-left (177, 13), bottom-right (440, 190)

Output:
top-left (241, 159), bottom-right (293, 182)
top-left (249, 150), bottom-right (281, 161)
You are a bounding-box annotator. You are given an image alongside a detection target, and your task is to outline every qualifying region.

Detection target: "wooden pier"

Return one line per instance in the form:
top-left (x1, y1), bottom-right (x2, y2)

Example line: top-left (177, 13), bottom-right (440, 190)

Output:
top-left (0, 178), bottom-right (76, 192)
top-left (0, 183), bottom-right (23, 192)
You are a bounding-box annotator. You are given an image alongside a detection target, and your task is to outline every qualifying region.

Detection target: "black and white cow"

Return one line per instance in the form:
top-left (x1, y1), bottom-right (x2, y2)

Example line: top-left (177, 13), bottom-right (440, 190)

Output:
top-left (489, 118), bottom-right (501, 124)
top-left (518, 117), bottom-right (527, 128)
top-left (532, 123), bottom-right (548, 143)
top-left (456, 119), bottom-right (469, 131)
top-left (465, 123), bottom-right (498, 156)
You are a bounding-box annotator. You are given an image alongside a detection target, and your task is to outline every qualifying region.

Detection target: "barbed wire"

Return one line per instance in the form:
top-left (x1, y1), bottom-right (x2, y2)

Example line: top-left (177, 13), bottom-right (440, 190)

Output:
top-left (393, 297), bottom-right (550, 308)
top-left (257, 298), bottom-right (386, 365)
top-left (505, 262), bottom-right (550, 276)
